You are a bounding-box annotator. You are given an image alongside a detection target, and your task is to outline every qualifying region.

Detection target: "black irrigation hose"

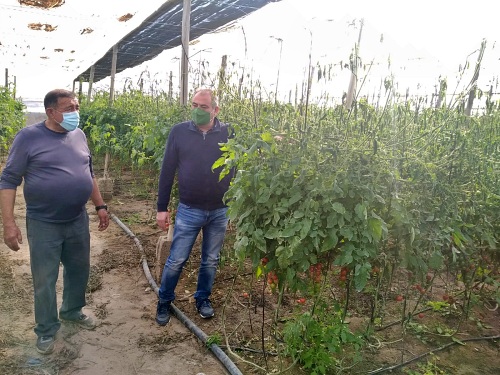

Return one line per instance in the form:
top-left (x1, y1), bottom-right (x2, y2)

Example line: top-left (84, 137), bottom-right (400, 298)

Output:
top-left (110, 213), bottom-right (244, 375)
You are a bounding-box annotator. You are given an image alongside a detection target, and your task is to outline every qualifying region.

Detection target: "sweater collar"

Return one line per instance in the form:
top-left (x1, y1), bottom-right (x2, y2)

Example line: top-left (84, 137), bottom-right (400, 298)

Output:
top-left (188, 117), bottom-right (221, 133)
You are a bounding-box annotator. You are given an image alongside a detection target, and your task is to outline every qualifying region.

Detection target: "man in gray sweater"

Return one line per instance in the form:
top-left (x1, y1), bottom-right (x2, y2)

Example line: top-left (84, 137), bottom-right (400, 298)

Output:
top-left (0, 89), bottom-right (109, 354)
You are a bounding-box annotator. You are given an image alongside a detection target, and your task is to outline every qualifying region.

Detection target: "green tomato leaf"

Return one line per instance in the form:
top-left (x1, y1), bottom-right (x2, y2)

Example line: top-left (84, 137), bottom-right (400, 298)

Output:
top-left (368, 218), bottom-right (382, 242)
top-left (261, 132), bottom-right (273, 143)
top-left (256, 265), bottom-right (263, 279)
top-left (332, 202), bottom-right (346, 214)
top-left (354, 262), bottom-right (371, 292)
top-left (256, 187), bottom-right (271, 203)
top-left (355, 203), bottom-right (367, 221)
top-left (282, 224), bottom-right (299, 237)
top-left (288, 191), bottom-right (302, 206)
top-left (321, 231), bottom-right (339, 251)
top-left (264, 227), bottom-right (280, 239)
top-left (299, 218), bottom-right (312, 240)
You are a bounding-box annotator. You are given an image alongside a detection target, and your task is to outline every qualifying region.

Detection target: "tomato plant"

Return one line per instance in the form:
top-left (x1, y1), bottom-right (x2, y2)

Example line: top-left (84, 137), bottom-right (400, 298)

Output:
top-left (0, 87), bottom-right (25, 156)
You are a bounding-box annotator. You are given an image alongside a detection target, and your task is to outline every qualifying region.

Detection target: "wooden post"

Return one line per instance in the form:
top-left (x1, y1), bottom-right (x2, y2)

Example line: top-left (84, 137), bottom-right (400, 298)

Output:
top-left (4, 68), bottom-right (7, 87)
top-left (180, 0), bottom-right (191, 106)
top-left (218, 55), bottom-right (227, 101)
top-left (238, 27), bottom-right (248, 99)
top-left (109, 44), bottom-right (118, 105)
top-left (345, 19), bottom-right (364, 110)
top-left (273, 37), bottom-right (283, 104)
top-left (465, 39), bottom-right (486, 116)
top-left (98, 43), bottom-right (119, 200)
top-left (12, 76), bottom-right (16, 98)
top-left (168, 71), bottom-right (173, 100)
top-left (155, 224), bottom-right (174, 283)
top-left (87, 65), bottom-right (95, 104)
top-left (78, 79), bottom-right (83, 102)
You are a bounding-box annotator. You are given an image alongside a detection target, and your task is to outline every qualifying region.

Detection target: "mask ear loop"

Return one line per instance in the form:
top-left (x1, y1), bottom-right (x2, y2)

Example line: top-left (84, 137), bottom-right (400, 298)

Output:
top-left (50, 108), bottom-right (61, 125)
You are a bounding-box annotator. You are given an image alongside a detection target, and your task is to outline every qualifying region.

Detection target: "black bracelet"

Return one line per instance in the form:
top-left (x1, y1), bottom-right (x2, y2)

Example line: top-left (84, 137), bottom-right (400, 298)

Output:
top-left (95, 204), bottom-right (108, 212)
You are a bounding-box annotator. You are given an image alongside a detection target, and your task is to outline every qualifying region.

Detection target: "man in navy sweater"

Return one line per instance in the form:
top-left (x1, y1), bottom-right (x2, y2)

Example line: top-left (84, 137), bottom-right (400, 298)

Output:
top-left (155, 88), bottom-right (233, 325)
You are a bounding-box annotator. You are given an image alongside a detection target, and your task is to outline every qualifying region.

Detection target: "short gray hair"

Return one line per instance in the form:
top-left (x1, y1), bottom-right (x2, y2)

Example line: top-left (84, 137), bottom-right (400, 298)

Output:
top-left (193, 88), bottom-right (218, 108)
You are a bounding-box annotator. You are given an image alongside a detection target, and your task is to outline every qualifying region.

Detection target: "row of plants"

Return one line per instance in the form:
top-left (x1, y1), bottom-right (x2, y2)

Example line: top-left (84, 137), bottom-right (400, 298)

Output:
top-left (0, 86), bottom-right (25, 157)
top-left (75, 79), bottom-right (499, 373)
top-left (215, 86), bottom-right (499, 373)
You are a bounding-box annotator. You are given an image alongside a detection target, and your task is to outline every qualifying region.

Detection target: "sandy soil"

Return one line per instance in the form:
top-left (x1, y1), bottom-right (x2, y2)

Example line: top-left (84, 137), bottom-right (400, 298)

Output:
top-left (0, 188), bottom-right (230, 375)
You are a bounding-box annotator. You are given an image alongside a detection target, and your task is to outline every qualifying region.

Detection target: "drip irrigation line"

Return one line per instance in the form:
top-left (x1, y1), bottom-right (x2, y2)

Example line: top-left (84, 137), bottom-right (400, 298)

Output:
top-left (367, 334), bottom-right (500, 375)
top-left (219, 345), bottom-right (278, 356)
top-left (110, 213), bottom-right (244, 375)
top-left (375, 307), bottom-right (433, 331)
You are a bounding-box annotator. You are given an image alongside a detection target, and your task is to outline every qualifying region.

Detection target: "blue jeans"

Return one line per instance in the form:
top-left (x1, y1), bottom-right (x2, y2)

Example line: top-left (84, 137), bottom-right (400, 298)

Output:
top-left (158, 203), bottom-right (229, 302)
top-left (26, 213), bottom-right (90, 337)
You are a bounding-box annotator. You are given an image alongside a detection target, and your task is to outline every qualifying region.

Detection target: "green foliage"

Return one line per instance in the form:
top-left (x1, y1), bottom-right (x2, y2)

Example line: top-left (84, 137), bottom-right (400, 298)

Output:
top-left (283, 304), bottom-right (362, 374)
top-left (80, 90), bottom-right (188, 170)
top-left (205, 333), bottom-right (222, 347)
top-left (404, 355), bottom-right (451, 375)
top-left (0, 87), bottom-right (25, 155)
top-left (218, 102), bottom-right (390, 293)
top-left (78, 84), bottom-right (499, 372)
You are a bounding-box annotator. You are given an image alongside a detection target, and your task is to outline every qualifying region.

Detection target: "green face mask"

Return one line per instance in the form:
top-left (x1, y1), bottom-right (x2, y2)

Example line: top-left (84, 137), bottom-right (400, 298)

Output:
top-left (191, 108), bottom-right (211, 125)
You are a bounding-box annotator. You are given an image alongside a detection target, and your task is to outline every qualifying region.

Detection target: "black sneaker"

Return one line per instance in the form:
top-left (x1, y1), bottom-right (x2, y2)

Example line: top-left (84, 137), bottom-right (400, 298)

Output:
top-left (196, 299), bottom-right (214, 319)
top-left (36, 335), bottom-right (55, 355)
top-left (61, 313), bottom-right (97, 330)
top-left (156, 300), bottom-right (171, 326)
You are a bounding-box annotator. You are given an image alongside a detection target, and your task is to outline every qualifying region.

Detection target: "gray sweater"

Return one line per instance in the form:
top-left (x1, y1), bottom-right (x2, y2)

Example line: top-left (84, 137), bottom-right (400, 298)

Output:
top-left (0, 121), bottom-right (94, 223)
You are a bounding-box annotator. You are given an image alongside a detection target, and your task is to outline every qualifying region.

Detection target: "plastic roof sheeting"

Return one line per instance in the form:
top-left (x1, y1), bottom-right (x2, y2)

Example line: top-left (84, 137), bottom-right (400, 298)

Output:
top-left (76, 0), bottom-right (280, 83)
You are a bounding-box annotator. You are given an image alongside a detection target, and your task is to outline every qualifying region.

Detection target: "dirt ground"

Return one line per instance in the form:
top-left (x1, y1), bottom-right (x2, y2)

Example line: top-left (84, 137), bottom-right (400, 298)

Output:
top-left (1, 171), bottom-right (499, 375)
top-left (0, 185), bottom-right (233, 375)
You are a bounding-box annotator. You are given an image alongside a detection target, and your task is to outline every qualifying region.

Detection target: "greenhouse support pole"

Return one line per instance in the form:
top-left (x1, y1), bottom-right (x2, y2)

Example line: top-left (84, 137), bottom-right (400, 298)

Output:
top-left (345, 18), bottom-right (364, 110)
top-left (87, 65), bottom-right (95, 104)
top-left (180, 0), bottom-right (191, 106)
top-left (109, 44), bottom-right (118, 105)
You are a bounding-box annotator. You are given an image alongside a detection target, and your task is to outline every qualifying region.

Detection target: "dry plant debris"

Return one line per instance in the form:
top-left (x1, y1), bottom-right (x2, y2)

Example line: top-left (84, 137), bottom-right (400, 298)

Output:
top-left (80, 27), bottom-right (94, 35)
top-left (19, 0), bottom-right (65, 9)
top-left (118, 13), bottom-right (134, 22)
top-left (28, 22), bottom-right (57, 32)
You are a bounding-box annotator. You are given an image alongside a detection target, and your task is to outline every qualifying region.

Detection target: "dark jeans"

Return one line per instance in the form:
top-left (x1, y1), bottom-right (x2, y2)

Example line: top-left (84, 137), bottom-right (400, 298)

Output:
top-left (158, 203), bottom-right (229, 303)
top-left (26, 213), bottom-right (90, 337)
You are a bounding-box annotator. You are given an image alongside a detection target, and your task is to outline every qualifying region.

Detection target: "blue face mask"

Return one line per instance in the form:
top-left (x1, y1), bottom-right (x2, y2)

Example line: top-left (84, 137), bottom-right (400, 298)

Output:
top-left (57, 111), bottom-right (80, 132)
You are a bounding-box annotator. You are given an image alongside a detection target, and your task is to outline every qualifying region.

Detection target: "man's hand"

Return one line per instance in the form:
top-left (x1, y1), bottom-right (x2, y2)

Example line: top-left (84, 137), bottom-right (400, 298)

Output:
top-left (97, 209), bottom-right (109, 231)
top-left (156, 211), bottom-right (171, 231)
top-left (3, 223), bottom-right (22, 251)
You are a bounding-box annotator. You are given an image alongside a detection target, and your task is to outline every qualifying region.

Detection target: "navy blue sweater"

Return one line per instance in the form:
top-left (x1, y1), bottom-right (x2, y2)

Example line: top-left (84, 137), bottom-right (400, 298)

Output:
top-left (157, 118), bottom-right (233, 211)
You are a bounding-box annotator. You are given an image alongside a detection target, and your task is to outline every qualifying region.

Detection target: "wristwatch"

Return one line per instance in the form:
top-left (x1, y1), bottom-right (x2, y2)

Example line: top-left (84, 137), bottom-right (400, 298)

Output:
top-left (95, 204), bottom-right (108, 212)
